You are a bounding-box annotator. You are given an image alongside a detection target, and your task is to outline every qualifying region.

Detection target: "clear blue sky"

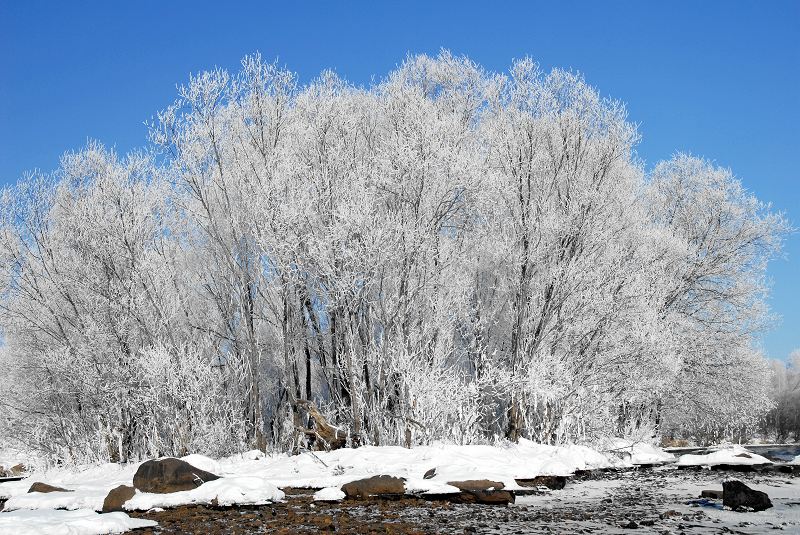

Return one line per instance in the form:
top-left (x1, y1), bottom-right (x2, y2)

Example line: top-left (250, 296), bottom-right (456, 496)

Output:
top-left (1, 1), bottom-right (798, 360)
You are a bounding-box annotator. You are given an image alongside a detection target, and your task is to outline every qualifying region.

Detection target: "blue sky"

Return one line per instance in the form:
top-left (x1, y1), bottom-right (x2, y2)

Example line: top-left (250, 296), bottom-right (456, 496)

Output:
top-left (1, 1), bottom-right (798, 360)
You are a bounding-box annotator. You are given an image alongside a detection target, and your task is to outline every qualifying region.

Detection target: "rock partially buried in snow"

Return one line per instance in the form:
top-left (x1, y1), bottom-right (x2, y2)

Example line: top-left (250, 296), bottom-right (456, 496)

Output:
top-left (448, 480), bottom-right (505, 492)
top-left (28, 482), bottom-right (72, 493)
top-left (677, 447), bottom-right (772, 469)
top-left (515, 475), bottom-right (567, 490)
top-left (102, 484), bottom-right (136, 512)
top-left (313, 487), bottom-right (346, 502)
top-left (446, 480), bottom-right (514, 505)
top-left (133, 458), bottom-right (220, 493)
top-left (722, 479), bottom-right (772, 512)
top-left (125, 476), bottom-right (284, 510)
top-left (0, 463), bottom-right (26, 477)
top-left (341, 475), bottom-right (406, 499)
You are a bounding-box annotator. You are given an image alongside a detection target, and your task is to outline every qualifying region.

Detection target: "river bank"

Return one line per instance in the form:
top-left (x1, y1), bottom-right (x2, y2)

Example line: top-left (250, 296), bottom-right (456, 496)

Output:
top-left (124, 466), bottom-right (800, 534)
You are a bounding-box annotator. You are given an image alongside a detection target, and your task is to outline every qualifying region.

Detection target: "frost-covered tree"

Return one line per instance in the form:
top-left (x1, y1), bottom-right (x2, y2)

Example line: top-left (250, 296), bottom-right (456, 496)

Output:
top-left (0, 52), bottom-right (788, 463)
top-left (646, 155), bottom-right (789, 443)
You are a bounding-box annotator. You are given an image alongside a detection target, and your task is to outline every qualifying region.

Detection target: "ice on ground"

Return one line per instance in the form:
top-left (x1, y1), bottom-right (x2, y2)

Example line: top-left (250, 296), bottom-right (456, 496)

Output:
top-left (676, 445), bottom-right (772, 467)
top-left (312, 487), bottom-right (346, 501)
top-left (514, 472), bottom-right (800, 534)
top-left (124, 476), bottom-right (284, 510)
top-left (0, 508), bottom-right (157, 535)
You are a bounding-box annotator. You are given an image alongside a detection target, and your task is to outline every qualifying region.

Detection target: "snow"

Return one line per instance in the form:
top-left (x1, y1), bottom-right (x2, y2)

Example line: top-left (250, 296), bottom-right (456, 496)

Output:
top-left (790, 455), bottom-right (800, 465)
top-left (1, 462), bottom-right (142, 512)
top-left (312, 487), bottom-right (346, 501)
top-left (604, 439), bottom-right (677, 465)
top-left (0, 440), bottom-right (675, 532)
top-left (200, 440), bottom-right (632, 493)
top-left (0, 509), bottom-right (157, 535)
top-left (1, 440), bottom-right (670, 509)
top-left (179, 454), bottom-right (221, 475)
top-left (124, 476), bottom-right (284, 510)
top-left (676, 445), bottom-right (772, 467)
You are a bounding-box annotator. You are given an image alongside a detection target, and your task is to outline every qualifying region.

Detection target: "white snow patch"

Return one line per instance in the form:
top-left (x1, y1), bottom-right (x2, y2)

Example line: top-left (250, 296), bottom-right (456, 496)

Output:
top-left (124, 476), bottom-right (284, 510)
top-left (0, 508), bottom-right (157, 535)
top-left (312, 487), bottom-right (345, 501)
top-left (604, 439), bottom-right (677, 465)
top-left (226, 440), bottom-right (633, 492)
top-left (179, 454), bottom-right (221, 475)
top-left (1, 463), bottom-right (142, 511)
top-left (676, 445), bottom-right (772, 467)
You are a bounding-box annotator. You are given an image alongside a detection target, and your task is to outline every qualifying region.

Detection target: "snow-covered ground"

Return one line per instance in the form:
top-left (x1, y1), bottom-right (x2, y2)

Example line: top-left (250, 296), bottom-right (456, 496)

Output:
top-left (0, 509), bottom-right (156, 535)
top-left (1, 441), bottom-right (794, 534)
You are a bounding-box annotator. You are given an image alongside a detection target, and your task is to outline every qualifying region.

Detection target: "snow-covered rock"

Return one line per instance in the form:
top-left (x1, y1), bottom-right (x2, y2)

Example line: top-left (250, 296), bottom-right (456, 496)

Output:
top-left (124, 476), bottom-right (284, 510)
top-left (312, 487), bottom-right (345, 501)
top-left (676, 446), bottom-right (772, 467)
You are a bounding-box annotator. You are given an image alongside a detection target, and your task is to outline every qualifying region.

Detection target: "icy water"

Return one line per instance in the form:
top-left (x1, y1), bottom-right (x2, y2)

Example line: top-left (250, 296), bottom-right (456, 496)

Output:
top-left (128, 467), bottom-right (800, 534)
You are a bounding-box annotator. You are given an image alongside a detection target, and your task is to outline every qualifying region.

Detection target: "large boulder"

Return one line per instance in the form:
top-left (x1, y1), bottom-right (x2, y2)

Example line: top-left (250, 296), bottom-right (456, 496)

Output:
top-left (28, 482), bottom-right (72, 493)
top-left (102, 485), bottom-right (136, 512)
top-left (341, 475), bottom-right (405, 499)
top-left (723, 479), bottom-right (772, 512)
top-left (133, 458), bottom-right (220, 494)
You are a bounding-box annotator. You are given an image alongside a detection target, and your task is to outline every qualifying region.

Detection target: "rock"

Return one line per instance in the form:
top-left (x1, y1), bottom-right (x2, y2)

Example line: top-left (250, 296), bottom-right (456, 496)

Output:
top-left (621, 520), bottom-right (638, 529)
top-left (28, 482), bottom-right (72, 493)
top-left (423, 468), bottom-right (436, 479)
top-left (515, 475), bottom-right (567, 490)
top-left (1, 464), bottom-right (26, 478)
top-left (319, 514), bottom-right (335, 531)
top-left (734, 453), bottom-right (752, 458)
top-left (700, 489), bottom-right (723, 499)
top-left (448, 480), bottom-right (505, 492)
top-left (711, 464), bottom-right (758, 472)
top-left (9, 464), bottom-right (26, 475)
top-left (446, 480), bottom-right (513, 505)
top-left (102, 485), bottom-right (136, 512)
top-left (659, 510), bottom-right (681, 519)
top-left (341, 475), bottom-right (406, 499)
top-left (133, 457), bottom-right (220, 494)
top-left (722, 479), bottom-right (772, 512)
